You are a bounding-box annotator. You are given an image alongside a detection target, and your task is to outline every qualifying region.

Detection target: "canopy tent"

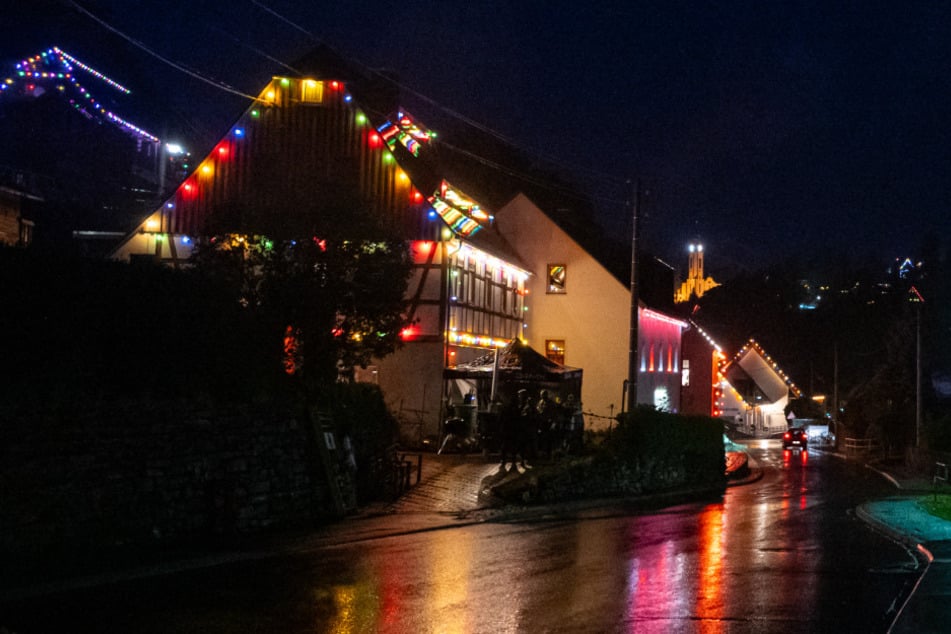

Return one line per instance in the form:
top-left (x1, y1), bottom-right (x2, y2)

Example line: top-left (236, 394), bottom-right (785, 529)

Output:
top-left (440, 339), bottom-right (583, 452)
top-left (444, 338), bottom-right (582, 406)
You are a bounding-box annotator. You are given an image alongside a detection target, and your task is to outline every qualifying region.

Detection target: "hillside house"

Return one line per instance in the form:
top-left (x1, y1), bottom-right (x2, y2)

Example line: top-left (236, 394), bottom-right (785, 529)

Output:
top-left (110, 48), bottom-right (686, 436)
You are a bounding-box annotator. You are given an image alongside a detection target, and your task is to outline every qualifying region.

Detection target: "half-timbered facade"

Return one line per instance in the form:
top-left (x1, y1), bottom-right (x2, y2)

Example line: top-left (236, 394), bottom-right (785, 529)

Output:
top-left (111, 58), bottom-right (530, 437)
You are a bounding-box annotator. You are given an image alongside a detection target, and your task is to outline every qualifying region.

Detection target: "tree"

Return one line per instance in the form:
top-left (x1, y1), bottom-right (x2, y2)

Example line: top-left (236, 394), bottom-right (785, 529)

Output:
top-left (785, 397), bottom-right (826, 421)
top-left (190, 201), bottom-right (415, 392)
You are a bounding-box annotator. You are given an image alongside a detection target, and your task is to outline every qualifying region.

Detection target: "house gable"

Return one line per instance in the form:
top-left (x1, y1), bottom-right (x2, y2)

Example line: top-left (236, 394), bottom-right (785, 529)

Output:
top-left (495, 192), bottom-right (686, 422)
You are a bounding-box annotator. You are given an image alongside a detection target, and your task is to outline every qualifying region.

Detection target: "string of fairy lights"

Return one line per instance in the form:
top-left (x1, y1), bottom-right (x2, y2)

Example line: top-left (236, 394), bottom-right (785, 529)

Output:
top-left (7, 3), bottom-right (649, 253)
top-left (2, 46), bottom-right (159, 143)
top-left (729, 338), bottom-right (802, 398)
top-left (59, 0), bottom-right (630, 210)
top-left (687, 322), bottom-right (804, 417)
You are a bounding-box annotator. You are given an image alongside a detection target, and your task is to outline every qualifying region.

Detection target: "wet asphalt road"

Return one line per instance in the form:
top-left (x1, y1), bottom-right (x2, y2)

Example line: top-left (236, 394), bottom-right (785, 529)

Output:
top-left (0, 442), bottom-right (923, 633)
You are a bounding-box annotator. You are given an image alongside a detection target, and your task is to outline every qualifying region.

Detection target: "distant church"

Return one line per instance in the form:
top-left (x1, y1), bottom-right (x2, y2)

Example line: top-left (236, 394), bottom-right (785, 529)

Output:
top-left (674, 242), bottom-right (719, 303)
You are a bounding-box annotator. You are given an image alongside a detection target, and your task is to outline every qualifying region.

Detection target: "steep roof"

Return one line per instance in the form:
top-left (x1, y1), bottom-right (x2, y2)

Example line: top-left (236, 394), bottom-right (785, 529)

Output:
top-left (113, 45), bottom-right (528, 269)
top-left (722, 338), bottom-right (802, 406)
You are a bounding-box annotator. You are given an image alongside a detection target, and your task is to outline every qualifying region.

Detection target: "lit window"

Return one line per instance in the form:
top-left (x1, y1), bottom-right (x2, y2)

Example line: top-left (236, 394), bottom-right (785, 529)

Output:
top-left (682, 359), bottom-right (691, 386)
top-left (301, 79), bottom-right (323, 103)
top-left (546, 339), bottom-right (565, 365)
top-left (547, 264), bottom-right (566, 294)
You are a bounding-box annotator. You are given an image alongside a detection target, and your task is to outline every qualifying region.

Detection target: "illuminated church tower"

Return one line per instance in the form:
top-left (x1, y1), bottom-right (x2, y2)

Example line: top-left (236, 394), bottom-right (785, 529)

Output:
top-left (674, 242), bottom-right (720, 303)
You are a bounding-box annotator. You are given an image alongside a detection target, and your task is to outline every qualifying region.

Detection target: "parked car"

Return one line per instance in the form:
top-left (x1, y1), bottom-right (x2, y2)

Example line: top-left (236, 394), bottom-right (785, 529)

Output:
top-left (782, 427), bottom-right (808, 451)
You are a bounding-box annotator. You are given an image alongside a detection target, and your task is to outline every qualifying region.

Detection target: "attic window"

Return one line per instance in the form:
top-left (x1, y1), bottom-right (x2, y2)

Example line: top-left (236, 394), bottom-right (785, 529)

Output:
top-left (301, 79), bottom-right (323, 104)
top-left (547, 264), bottom-right (566, 294)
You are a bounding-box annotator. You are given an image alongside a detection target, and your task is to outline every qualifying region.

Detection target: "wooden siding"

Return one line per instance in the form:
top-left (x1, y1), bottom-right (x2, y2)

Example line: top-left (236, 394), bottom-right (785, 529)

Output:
top-left (152, 78), bottom-right (431, 238)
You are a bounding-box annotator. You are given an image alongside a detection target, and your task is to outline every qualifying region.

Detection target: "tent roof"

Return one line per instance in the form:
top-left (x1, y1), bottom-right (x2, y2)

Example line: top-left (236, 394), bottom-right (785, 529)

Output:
top-left (444, 338), bottom-right (582, 381)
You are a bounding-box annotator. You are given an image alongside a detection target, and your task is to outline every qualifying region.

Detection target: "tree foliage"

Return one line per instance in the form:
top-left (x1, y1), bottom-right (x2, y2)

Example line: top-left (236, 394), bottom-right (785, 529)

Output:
top-left (190, 205), bottom-right (414, 389)
top-left (785, 397), bottom-right (826, 421)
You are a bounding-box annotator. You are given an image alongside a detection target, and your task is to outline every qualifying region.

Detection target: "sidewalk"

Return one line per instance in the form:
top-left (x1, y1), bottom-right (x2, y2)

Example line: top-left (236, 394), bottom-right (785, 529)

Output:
top-left (854, 461), bottom-right (951, 634)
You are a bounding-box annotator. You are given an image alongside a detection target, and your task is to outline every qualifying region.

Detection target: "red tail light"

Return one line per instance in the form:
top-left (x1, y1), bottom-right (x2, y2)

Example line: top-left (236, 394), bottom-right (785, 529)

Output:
top-left (784, 432), bottom-right (791, 440)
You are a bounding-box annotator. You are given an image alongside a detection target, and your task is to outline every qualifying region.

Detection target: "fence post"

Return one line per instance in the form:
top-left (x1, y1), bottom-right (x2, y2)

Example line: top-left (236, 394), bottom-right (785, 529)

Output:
top-left (934, 461), bottom-right (948, 502)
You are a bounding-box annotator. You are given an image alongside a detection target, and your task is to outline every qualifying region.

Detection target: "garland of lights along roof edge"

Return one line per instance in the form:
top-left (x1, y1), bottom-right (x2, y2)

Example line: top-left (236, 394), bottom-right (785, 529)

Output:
top-left (2, 46), bottom-right (158, 143)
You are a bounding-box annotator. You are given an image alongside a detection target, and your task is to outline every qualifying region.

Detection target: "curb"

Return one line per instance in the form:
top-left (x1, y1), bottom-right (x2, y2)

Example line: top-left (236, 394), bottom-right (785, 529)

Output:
top-left (726, 453), bottom-right (763, 487)
top-left (855, 502), bottom-right (935, 634)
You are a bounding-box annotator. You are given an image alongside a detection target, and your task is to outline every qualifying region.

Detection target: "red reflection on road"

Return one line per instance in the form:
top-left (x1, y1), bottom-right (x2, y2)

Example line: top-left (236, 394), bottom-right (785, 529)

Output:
top-left (697, 503), bottom-right (725, 621)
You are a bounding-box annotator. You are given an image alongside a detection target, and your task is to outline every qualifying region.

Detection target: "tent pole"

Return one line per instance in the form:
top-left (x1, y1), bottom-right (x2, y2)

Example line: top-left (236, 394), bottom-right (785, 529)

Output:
top-left (490, 346), bottom-right (500, 401)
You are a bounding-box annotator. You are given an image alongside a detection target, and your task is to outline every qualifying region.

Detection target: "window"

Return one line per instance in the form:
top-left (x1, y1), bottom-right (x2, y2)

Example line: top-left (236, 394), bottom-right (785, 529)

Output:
top-left (301, 79), bottom-right (324, 103)
top-left (546, 339), bottom-right (565, 365)
top-left (682, 359), bottom-right (690, 386)
top-left (547, 264), bottom-right (566, 294)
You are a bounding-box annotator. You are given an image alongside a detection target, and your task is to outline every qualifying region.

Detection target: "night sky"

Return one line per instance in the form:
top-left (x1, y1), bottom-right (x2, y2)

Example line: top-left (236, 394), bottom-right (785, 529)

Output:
top-left (4, 1), bottom-right (951, 272)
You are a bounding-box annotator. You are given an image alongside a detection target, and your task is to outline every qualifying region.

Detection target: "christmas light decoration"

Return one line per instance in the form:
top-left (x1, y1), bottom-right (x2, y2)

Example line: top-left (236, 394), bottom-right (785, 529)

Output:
top-left (375, 110), bottom-right (433, 157)
top-left (427, 180), bottom-right (491, 237)
top-left (446, 331), bottom-right (509, 348)
top-left (728, 338), bottom-right (802, 397)
top-left (2, 47), bottom-right (158, 142)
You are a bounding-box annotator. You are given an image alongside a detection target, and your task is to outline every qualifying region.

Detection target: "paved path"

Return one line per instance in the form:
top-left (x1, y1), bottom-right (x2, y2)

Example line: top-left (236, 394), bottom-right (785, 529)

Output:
top-left (383, 453), bottom-right (502, 514)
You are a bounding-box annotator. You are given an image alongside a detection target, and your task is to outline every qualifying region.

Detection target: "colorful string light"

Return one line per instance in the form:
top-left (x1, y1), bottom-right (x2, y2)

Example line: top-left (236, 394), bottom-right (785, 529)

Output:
top-left (2, 46), bottom-right (157, 142)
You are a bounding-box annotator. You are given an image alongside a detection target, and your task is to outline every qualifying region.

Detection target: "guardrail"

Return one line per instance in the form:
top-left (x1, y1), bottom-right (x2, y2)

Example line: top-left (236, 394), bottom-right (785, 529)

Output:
top-left (935, 461), bottom-right (948, 486)
top-left (843, 437), bottom-right (880, 457)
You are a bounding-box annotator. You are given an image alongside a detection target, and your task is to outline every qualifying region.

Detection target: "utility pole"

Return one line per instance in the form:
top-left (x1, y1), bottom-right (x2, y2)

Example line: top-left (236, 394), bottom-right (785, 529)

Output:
top-left (917, 301), bottom-right (921, 448)
top-left (833, 343), bottom-right (839, 426)
top-left (912, 286), bottom-right (924, 448)
top-left (626, 179), bottom-right (640, 413)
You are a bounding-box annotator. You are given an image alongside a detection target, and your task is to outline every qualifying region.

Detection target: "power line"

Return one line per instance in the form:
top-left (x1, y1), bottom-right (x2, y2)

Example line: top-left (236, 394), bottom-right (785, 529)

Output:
top-left (248, 1), bottom-right (629, 188)
top-left (69, 1), bottom-right (260, 102)
top-left (208, 25), bottom-right (303, 76)
top-left (70, 0), bottom-right (632, 210)
top-left (436, 140), bottom-right (629, 208)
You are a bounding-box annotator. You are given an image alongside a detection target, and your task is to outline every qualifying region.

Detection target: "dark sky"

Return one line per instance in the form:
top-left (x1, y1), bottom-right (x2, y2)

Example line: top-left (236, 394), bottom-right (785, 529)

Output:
top-left (4, 1), bottom-right (951, 272)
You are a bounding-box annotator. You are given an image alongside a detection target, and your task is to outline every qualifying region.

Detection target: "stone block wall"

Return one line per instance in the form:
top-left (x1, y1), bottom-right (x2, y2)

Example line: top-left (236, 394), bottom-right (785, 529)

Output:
top-left (490, 452), bottom-right (726, 506)
top-left (1, 403), bottom-right (333, 566)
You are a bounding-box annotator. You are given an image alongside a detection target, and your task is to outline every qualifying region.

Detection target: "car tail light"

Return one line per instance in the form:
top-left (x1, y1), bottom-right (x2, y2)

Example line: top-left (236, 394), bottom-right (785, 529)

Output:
top-left (784, 432), bottom-right (791, 440)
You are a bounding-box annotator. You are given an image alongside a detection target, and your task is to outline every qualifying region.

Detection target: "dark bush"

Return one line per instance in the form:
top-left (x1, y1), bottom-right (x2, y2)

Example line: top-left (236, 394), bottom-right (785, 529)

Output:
top-left (608, 406), bottom-right (726, 487)
top-left (0, 247), bottom-right (283, 409)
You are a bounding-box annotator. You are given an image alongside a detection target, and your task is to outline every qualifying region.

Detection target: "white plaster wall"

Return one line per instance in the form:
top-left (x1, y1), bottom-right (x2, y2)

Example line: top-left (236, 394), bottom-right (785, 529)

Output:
top-left (496, 194), bottom-right (632, 429)
top-left (374, 341), bottom-right (447, 441)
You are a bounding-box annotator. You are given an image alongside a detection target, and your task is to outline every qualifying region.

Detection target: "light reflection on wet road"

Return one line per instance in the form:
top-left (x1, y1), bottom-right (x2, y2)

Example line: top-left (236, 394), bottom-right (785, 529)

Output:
top-left (0, 442), bottom-right (920, 633)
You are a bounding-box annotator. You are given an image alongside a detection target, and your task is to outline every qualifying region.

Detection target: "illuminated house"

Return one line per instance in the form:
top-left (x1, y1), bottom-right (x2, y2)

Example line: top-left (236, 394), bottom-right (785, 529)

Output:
top-left (495, 193), bottom-right (687, 427)
top-left (0, 177), bottom-right (38, 247)
top-left (0, 47), bottom-right (185, 243)
top-left (111, 51), bottom-right (531, 437)
top-left (717, 338), bottom-right (802, 435)
top-left (108, 47), bottom-right (693, 435)
top-left (680, 321), bottom-right (727, 417)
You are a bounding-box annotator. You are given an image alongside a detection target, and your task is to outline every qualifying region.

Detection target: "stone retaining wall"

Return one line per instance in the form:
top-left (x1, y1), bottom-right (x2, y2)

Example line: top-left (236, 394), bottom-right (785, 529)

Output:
top-left (1, 404), bottom-right (333, 565)
top-left (490, 452), bottom-right (726, 505)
